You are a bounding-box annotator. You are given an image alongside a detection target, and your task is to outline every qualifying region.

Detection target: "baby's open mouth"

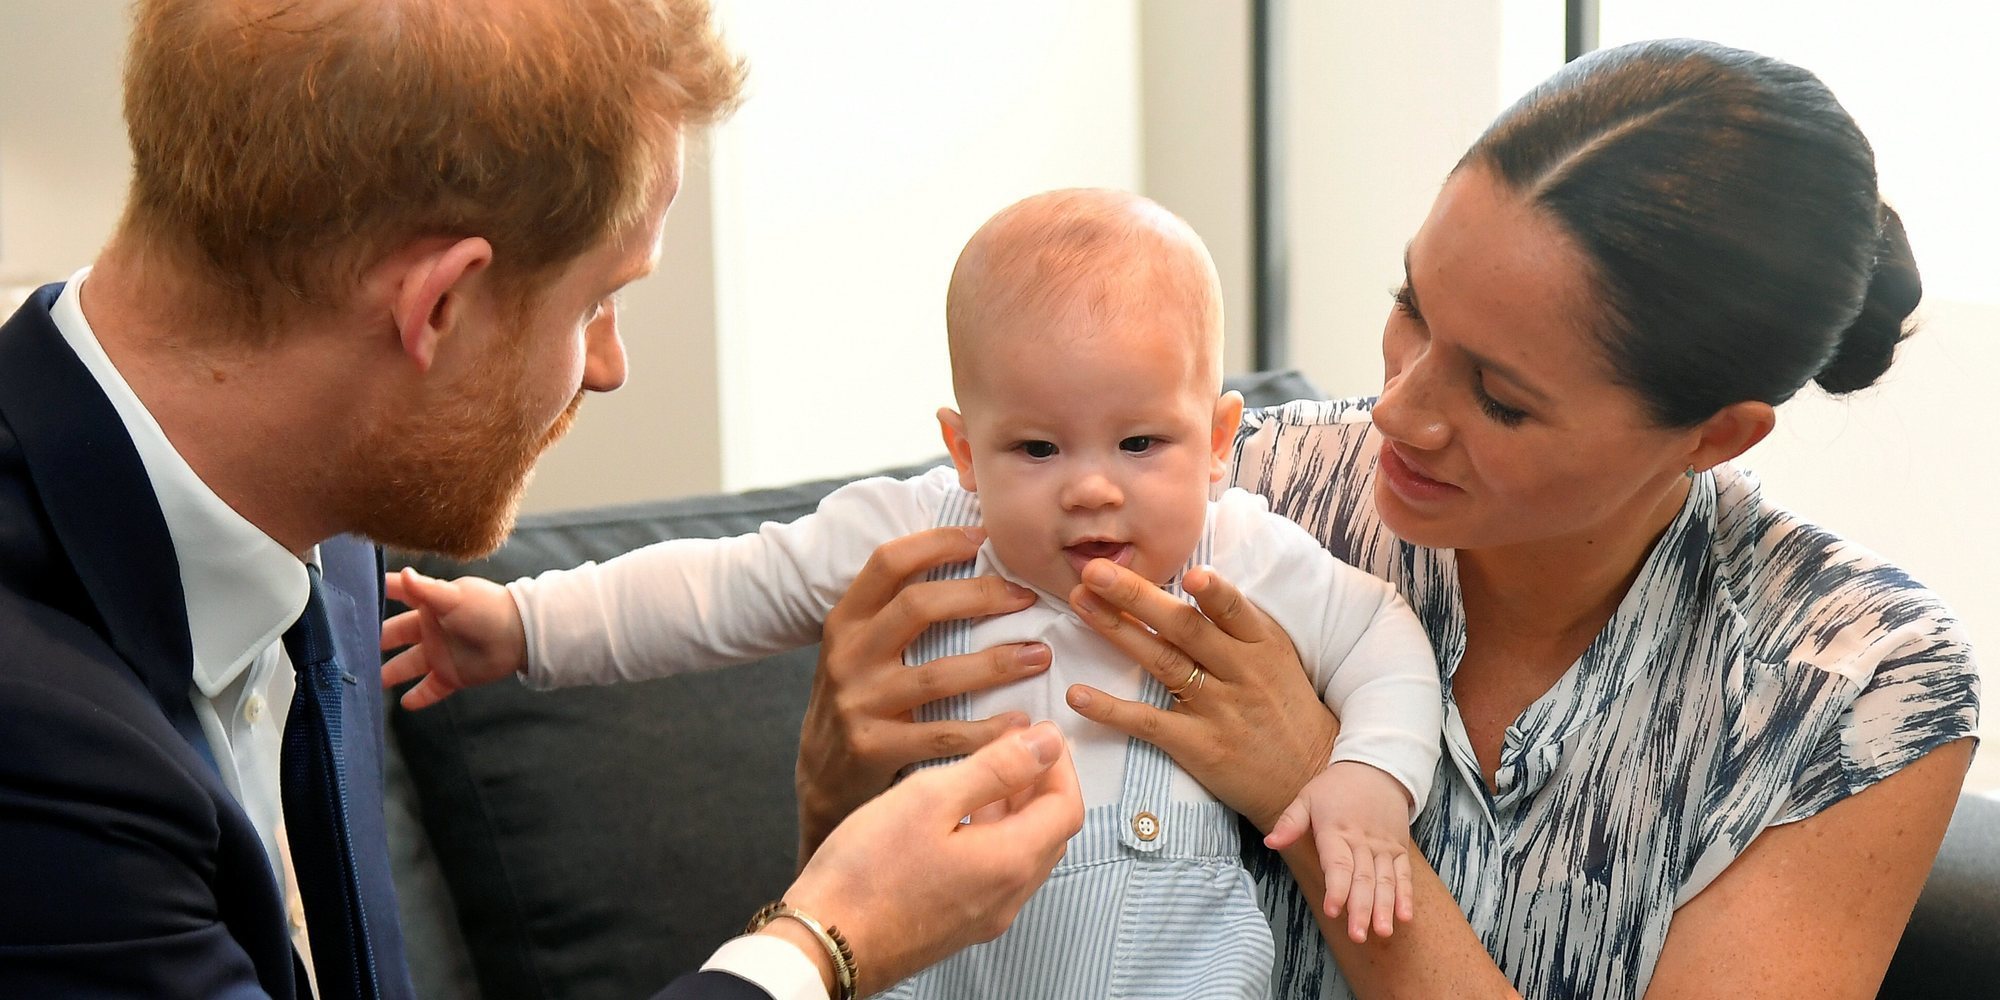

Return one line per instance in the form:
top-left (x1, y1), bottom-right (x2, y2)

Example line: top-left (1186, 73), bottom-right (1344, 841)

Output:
top-left (1063, 540), bottom-right (1134, 572)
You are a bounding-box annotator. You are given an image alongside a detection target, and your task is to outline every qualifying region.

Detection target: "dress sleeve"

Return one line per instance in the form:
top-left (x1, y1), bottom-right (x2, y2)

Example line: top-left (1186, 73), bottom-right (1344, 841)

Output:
top-left (1774, 612), bottom-right (1980, 824)
top-left (510, 470), bottom-right (948, 688)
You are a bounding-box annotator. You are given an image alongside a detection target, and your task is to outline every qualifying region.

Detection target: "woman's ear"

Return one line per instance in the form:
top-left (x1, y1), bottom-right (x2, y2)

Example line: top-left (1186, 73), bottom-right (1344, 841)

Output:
top-left (1210, 390), bottom-right (1245, 482)
top-left (1687, 400), bottom-right (1776, 474)
top-left (937, 407), bottom-right (978, 492)
top-left (391, 237), bottom-right (493, 372)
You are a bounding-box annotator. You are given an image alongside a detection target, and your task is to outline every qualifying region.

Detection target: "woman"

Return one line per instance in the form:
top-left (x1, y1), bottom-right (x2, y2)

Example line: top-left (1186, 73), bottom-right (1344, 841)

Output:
top-left (795, 39), bottom-right (1978, 998)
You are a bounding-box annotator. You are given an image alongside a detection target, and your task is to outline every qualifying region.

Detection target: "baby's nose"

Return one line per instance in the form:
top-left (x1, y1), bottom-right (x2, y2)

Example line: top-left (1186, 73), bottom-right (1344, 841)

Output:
top-left (1061, 471), bottom-right (1123, 510)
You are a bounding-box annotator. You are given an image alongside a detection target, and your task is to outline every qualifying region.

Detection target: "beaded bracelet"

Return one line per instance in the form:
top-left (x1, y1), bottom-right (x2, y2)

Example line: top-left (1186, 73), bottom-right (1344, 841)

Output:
top-left (745, 900), bottom-right (857, 1000)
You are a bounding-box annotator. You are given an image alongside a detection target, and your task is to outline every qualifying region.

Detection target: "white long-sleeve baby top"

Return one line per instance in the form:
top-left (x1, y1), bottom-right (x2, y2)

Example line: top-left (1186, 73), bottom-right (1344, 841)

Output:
top-left (508, 465), bottom-right (1442, 813)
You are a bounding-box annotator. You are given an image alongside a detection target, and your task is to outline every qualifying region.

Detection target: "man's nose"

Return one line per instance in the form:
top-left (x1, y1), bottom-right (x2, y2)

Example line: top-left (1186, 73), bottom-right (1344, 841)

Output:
top-left (583, 305), bottom-right (628, 393)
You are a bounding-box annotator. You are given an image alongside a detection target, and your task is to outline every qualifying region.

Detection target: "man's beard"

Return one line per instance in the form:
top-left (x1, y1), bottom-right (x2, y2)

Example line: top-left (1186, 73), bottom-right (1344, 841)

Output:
top-left (342, 374), bottom-right (585, 560)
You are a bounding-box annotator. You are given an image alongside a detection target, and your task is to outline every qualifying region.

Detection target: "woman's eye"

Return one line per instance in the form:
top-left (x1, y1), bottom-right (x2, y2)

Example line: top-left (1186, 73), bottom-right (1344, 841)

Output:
top-left (1119, 436), bottom-right (1156, 453)
top-left (1019, 441), bottom-right (1058, 459)
top-left (1475, 379), bottom-right (1529, 427)
top-left (1391, 283), bottom-right (1421, 320)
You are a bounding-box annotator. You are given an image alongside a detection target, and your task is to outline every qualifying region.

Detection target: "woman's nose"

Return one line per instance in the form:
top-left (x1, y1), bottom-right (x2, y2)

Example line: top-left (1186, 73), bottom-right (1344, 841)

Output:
top-left (1373, 356), bottom-right (1450, 452)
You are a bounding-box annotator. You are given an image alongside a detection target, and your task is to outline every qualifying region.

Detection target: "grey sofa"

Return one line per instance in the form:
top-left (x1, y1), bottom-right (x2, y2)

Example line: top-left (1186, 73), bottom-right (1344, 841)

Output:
top-left (380, 370), bottom-right (1996, 999)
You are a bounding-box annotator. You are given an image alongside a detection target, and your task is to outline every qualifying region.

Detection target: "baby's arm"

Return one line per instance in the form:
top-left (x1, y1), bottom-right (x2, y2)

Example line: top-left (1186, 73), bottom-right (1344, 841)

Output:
top-left (380, 570), bottom-right (527, 709)
top-left (384, 471), bottom-right (948, 701)
top-left (1265, 761), bottom-right (1415, 943)
top-left (1217, 493), bottom-right (1444, 940)
top-left (512, 472), bottom-right (950, 688)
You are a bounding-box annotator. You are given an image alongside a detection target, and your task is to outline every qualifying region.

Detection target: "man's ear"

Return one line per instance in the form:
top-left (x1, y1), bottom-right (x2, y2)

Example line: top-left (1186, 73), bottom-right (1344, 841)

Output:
top-left (1686, 399), bottom-right (1776, 474)
top-left (1209, 390), bottom-right (1245, 482)
top-left (938, 407), bottom-right (978, 492)
top-left (391, 237), bottom-right (494, 373)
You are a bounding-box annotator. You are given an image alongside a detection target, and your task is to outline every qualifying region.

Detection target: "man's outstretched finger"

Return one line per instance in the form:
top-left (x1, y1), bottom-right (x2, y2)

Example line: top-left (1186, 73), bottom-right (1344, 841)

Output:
top-left (934, 722), bottom-right (1069, 820)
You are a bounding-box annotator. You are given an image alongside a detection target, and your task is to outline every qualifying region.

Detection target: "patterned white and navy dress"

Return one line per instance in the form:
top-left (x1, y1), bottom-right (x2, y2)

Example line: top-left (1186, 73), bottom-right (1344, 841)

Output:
top-left (1228, 398), bottom-right (1981, 1000)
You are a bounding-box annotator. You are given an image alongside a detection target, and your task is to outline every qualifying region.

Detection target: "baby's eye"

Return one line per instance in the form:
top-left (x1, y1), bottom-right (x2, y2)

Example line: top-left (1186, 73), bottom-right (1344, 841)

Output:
top-left (1119, 436), bottom-right (1156, 454)
top-left (1018, 441), bottom-right (1058, 459)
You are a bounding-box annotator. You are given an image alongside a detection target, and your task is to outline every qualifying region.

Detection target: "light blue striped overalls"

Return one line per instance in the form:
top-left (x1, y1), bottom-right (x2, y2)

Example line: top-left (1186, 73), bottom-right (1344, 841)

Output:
top-left (879, 488), bottom-right (1276, 999)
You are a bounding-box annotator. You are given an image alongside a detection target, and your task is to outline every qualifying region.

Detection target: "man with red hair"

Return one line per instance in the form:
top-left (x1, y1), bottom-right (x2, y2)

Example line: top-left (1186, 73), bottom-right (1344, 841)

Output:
top-left (0, 2), bottom-right (1081, 998)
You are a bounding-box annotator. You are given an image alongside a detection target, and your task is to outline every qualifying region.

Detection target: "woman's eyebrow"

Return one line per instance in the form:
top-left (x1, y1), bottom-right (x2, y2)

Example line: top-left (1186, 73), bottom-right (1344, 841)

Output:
top-left (1404, 244), bottom-right (1553, 407)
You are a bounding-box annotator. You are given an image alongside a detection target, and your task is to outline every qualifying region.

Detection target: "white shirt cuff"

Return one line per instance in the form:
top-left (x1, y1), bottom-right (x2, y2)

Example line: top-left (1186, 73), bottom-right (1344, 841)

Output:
top-left (701, 933), bottom-right (830, 1000)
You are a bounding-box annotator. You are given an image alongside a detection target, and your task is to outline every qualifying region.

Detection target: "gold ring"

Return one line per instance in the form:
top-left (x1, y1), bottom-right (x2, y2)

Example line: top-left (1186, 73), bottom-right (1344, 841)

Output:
top-left (1169, 667), bottom-right (1206, 703)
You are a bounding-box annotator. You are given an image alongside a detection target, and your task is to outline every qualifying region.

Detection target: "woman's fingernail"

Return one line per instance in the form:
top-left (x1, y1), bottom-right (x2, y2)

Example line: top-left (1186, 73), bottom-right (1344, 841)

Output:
top-left (960, 526), bottom-right (987, 544)
top-left (1015, 643), bottom-right (1051, 668)
top-left (1074, 591), bottom-right (1104, 616)
top-left (1066, 687), bottom-right (1093, 709)
top-left (1006, 583), bottom-right (1036, 601)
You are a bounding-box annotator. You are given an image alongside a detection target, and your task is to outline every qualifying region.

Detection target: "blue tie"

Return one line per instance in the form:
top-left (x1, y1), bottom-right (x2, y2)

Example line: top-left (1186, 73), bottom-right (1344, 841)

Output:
top-left (281, 564), bottom-right (380, 1000)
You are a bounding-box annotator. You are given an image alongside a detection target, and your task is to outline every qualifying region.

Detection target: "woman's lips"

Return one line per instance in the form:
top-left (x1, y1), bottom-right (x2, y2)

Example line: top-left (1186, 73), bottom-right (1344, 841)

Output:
top-left (1378, 442), bottom-right (1463, 505)
top-left (1064, 540), bottom-right (1133, 575)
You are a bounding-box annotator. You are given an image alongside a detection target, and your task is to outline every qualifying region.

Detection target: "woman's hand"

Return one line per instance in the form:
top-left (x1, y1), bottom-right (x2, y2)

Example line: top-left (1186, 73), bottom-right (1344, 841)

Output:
top-left (1061, 558), bottom-right (1338, 832)
top-left (796, 526), bottom-right (1049, 860)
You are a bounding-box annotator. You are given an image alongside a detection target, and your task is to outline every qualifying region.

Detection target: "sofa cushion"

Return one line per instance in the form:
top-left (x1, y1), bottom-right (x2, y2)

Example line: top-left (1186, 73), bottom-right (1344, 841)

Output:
top-left (387, 370), bottom-right (1327, 999)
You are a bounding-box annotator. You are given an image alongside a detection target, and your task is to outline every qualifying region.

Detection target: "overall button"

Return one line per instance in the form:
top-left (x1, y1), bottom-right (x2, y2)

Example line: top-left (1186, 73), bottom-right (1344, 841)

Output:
top-left (1132, 811), bottom-right (1160, 841)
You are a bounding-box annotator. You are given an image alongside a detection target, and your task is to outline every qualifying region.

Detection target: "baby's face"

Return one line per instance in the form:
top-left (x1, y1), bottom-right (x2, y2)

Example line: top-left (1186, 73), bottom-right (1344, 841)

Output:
top-left (943, 319), bottom-right (1236, 600)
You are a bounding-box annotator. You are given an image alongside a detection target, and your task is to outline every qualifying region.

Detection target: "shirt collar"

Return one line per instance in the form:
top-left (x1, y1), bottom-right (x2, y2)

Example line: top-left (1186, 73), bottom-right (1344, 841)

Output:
top-left (51, 267), bottom-right (316, 697)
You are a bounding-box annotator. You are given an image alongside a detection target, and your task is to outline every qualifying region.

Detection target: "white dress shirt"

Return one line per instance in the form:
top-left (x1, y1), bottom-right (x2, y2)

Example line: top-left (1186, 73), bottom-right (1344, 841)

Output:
top-left (50, 268), bottom-right (322, 992)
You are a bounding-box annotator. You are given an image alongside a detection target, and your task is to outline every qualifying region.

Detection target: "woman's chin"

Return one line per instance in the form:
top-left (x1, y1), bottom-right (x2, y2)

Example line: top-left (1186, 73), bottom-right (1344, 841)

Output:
top-left (1373, 478), bottom-right (1469, 550)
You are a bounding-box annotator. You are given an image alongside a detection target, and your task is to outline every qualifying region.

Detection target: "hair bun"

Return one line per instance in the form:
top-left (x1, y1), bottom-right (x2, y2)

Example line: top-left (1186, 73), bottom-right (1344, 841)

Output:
top-left (1815, 204), bottom-right (1922, 394)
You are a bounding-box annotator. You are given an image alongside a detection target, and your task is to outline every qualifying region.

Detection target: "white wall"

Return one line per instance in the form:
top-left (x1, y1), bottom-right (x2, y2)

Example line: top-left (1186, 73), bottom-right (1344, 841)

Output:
top-left (0, 1), bottom-right (129, 286)
top-left (1142, 0), bottom-right (1256, 375)
top-left (704, 0), bottom-right (1143, 492)
top-left (1279, 0), bottom-right (1507, 397)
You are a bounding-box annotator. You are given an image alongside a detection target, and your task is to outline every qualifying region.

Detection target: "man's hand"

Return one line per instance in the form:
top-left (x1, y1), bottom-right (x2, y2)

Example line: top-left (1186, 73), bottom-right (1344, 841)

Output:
top-left (380, 568), bottom-right (529, 709)
top-left (778, 722), bottom-right (1084, 996)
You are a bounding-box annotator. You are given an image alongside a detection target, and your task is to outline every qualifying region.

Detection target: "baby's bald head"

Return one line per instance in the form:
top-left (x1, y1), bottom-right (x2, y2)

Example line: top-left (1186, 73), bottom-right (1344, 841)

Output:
top-left (945, 189), bottom-right (1223, 402)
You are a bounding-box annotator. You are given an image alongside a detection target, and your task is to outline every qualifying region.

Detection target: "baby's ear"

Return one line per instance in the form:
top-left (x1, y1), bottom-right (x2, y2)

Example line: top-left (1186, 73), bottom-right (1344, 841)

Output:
top-left (1209, 391), bottom-right (1245, 482)
top-left (937, 407), bottom-right (978, 492)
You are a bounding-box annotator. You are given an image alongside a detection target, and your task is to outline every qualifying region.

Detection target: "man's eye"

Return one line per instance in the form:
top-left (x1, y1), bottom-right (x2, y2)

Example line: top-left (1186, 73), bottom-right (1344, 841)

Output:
top-left (1119, 436), bottom-right (1155, 453)
top-left (1019, 441), bottom-right (1058, 459)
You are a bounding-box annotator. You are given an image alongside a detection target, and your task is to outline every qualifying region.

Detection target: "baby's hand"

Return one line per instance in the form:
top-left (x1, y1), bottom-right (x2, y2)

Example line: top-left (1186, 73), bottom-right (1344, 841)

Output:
top-left (380, 568), bottom-right (528, 709)
top-left (1263, 761), bottom-right (1415, 943)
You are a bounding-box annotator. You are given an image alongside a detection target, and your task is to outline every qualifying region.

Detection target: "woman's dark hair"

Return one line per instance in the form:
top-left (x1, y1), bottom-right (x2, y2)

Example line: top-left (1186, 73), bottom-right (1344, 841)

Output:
top-left (1465, 38), bottom-right (1921, 427)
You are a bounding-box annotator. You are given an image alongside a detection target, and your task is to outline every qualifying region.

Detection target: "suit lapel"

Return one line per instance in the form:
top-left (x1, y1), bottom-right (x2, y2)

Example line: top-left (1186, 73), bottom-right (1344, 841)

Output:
top-left (0, 286), bottom-right (214, 765)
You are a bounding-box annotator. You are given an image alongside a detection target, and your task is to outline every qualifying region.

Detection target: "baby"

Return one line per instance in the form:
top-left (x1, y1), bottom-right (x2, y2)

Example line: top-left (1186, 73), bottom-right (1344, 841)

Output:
top-left (384, 189), bottom-right (1442, 998)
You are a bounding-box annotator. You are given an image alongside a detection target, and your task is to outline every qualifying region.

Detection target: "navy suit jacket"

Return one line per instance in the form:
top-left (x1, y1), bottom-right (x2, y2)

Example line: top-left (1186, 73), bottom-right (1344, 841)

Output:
top-left (0, 286), bottom-right (776, 999)
top-left (0, 286), bottom-right (414, 998)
